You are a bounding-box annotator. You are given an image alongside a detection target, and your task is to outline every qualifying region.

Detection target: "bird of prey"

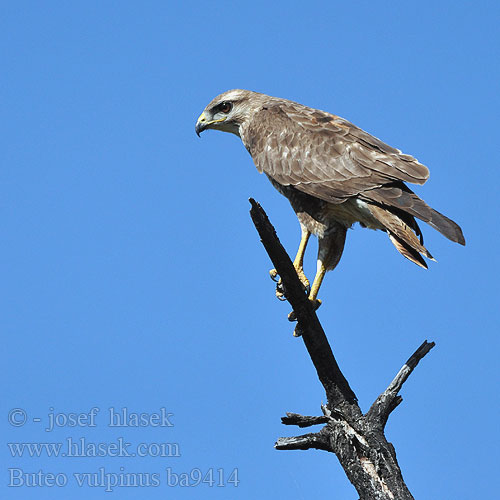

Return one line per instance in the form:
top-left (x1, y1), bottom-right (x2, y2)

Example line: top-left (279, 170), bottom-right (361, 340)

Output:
top-left (195, 89), bottom-right (465, 307)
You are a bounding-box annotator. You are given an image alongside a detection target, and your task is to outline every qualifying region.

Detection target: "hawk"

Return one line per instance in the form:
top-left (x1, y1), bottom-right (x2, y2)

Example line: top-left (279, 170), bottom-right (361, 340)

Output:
top-left (195, 89), bottom-right (465, 307)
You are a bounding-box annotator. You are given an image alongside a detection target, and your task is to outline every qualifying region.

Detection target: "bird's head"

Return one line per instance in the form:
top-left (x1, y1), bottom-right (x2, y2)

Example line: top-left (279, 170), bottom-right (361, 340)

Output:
top-left (195, 89), bottom-right (265, 137)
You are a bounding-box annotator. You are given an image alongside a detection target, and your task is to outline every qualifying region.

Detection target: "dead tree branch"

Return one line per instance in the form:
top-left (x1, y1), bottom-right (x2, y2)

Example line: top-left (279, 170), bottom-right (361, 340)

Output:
top-left (281, 412), bottom-right (329, 428)
top-left (249, 199), bottom-right (435, 500)
top-left (249, 198), bottom-right (359, 417)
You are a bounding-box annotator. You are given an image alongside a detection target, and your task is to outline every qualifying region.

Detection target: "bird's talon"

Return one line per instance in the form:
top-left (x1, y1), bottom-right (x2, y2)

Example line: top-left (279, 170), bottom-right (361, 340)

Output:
top-left (275, 281), bottom-right (287, 300)
top-left (293, 325), bottom-right (303, 337)
top-left (288, 311), bottom-right (297, 322)
top-left (276, 283), bottom-right (287, 301)
top-left (269, 269), bottom-right (279, 282)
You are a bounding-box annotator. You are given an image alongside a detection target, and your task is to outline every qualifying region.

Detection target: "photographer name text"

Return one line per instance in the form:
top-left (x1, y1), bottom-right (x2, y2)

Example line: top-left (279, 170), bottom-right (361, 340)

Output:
top-left (9, 407), bottom-right (174, 431)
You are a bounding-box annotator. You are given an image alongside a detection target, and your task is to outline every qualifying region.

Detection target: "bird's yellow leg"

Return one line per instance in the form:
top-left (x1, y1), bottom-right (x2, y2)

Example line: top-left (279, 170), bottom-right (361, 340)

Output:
top-left (308, 225), bottom-right (347, 305)
top-left (288, 256), bottom-right (324, 329)
top-left (292, 227), bottom-right (311, 290)
top-left (308, 259), bottom-right (327, 303)
top-left (291, 226), bottom-right (346, 337)
top-left (289, 255), bottom-right (323, 337)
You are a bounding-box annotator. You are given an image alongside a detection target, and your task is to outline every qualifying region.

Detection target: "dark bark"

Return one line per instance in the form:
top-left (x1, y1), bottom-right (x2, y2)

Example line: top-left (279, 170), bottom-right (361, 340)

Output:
top-left (249, 198), bottom-right (435, 500)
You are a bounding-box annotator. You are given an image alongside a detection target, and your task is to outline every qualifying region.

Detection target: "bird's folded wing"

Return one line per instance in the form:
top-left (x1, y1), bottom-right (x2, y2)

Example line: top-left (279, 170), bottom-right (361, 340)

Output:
top-left (245, 103), bottom-right (430, 203)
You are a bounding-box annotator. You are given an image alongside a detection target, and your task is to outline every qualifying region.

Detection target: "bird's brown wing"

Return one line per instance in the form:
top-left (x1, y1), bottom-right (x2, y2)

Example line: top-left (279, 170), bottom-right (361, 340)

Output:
top-left (244, 102), bottom-right (429, 201)
top-left (245, 101), bottom-right (464, 245)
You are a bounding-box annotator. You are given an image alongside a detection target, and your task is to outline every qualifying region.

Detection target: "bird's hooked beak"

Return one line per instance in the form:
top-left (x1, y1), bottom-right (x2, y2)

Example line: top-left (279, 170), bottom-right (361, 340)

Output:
top-left (195, 113), bottom-right (207, 137)
top-left (195, 112), bottom-right (227, 137)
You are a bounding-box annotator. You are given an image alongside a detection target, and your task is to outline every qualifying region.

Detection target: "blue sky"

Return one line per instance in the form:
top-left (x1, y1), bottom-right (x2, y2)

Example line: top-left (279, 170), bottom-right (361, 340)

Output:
top-left (2, 1), bottom-right (498, 498)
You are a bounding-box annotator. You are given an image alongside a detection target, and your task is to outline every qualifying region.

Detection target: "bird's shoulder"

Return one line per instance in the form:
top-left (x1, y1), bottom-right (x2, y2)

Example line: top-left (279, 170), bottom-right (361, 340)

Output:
top-left (247, 99), bottom-right (408, 157)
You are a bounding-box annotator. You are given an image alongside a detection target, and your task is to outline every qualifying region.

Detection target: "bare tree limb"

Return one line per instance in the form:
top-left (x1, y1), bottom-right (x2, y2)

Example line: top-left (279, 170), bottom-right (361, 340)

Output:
top-left (367, 340), bottom-right (435, 429)
top-left (249, 199), bottom-right (437, 500)
top-left (281, 412), bottom-right (329, 428)
top-left (249, 198), bottom-right (359, 417)
top-left (275, 432), bottom-right (331, 451)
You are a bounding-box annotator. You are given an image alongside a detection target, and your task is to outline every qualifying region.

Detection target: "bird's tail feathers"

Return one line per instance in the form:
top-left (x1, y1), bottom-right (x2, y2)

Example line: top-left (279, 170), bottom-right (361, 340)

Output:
top-left (387, 233), bottom-right (428, 269)
top-left (404, 193), bottom-right (465, 246)
top-left (364, 187), bottom-right (465, 246)
top-left (367, 204), bottom-right (434, 268)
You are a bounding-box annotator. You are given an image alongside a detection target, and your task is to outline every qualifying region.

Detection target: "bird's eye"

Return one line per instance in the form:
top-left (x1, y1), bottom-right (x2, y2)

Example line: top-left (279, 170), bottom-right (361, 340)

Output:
top-left (218, 101), bottom-right (232, 114)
